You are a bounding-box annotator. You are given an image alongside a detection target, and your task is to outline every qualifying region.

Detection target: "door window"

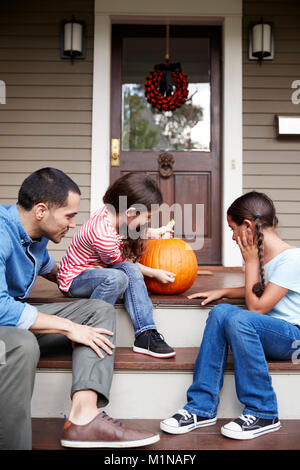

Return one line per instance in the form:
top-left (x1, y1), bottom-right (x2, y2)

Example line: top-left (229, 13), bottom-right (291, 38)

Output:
top-left (121, 37), bottom-right (211, 152)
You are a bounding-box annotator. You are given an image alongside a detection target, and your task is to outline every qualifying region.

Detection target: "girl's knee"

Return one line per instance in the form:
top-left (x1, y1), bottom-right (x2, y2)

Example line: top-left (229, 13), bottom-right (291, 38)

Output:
top-left (118, 262), bottom-right (143, 281)
top-left (115, 270), bottom-right (129, 292)
top-left (223, 309), bottom-right (255, 336)
top-left (208, 303), bottom-right (240, 324)
top-left (106, 270), bottom-right (129, 292)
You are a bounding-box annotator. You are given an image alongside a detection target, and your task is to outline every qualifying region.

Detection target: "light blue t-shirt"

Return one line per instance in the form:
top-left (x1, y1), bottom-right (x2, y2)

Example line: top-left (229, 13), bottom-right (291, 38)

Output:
top-left (265, 248), bottom-right (300, 326)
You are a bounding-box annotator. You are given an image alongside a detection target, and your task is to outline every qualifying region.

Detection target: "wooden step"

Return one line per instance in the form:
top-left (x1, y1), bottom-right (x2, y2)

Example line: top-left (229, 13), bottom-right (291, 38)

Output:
top-left (37, 347), bottom-right (300, 372)
top-left (33, 347), bottom-right (300, 420)
top-left (29, 271), bottom-right (245, 306)
top-left (32, 417), bottom-right (300, 450)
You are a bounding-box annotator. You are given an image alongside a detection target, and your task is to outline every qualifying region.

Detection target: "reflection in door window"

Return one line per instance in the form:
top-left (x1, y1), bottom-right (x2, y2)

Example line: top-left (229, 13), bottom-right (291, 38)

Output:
top-left (122, 37), bottom-right (211, 152)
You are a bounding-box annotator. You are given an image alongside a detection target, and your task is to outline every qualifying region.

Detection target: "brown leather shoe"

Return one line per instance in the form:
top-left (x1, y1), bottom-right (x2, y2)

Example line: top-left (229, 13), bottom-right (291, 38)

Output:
top-left (61, 411), bottom-right (160, 448)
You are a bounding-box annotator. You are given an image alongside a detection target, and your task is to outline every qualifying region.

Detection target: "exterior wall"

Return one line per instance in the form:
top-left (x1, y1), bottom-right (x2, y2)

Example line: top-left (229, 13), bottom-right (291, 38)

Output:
top-left (243, 0), bottom-right (300, 247)
top-left (0, 0), bottom-right (94, 262)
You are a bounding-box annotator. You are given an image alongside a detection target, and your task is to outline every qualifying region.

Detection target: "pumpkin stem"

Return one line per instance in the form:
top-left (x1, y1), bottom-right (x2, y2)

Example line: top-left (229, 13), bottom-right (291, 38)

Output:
top-left (161, 219), bottom-right (175, 239)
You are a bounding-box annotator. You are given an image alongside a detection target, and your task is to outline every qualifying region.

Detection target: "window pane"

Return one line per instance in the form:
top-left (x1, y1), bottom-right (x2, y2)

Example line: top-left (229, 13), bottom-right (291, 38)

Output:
top-left (122, 36), bottom-right (211, 152)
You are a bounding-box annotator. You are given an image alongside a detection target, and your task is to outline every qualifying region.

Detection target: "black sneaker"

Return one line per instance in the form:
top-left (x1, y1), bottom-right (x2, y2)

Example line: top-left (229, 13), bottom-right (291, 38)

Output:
top-left (133, 330), bottom-right (176, 358)
top-left (221, 414), bottom-right (281, 440)
top-left (160, 409), bottom-right (217, 434)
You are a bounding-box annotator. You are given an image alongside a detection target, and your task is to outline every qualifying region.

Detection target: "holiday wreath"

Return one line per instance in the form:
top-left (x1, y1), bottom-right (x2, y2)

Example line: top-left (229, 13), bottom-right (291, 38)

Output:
top-left (144, 62), bottom-right (189, 111)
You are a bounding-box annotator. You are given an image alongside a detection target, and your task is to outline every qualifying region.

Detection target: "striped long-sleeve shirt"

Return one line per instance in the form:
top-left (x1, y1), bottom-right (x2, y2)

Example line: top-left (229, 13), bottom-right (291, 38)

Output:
top-left (57, 205), bottom-right (124, 292)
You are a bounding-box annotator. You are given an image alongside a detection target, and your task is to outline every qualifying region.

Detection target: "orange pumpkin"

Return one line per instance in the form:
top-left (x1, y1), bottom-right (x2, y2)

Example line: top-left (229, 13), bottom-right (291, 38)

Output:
top-left (140, 238), bottom-right (198, 294)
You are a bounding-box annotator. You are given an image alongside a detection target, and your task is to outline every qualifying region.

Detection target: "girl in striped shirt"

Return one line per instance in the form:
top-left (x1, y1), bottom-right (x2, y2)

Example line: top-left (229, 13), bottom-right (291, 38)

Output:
top-left (57, 173), bottom-right (176, 358)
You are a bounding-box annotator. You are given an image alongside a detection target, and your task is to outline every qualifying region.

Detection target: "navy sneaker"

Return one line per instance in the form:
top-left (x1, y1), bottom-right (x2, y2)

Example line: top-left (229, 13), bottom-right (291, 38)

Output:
top-left (221, 414), bottom-right (281, 440)
top-left (160, 409), bottom-right (217, 434)
top-left (133, 330), bottom-right (176, 358)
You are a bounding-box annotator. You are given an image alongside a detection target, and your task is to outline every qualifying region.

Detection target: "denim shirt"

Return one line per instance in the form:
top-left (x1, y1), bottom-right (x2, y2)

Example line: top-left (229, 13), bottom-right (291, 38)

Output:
top-left (0, 203), bottom-right (56, 329)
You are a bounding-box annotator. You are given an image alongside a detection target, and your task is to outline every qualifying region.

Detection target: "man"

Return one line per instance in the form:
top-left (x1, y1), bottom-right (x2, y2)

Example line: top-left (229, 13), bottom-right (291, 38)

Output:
top-left (0, 167), bottom-right (159, 450)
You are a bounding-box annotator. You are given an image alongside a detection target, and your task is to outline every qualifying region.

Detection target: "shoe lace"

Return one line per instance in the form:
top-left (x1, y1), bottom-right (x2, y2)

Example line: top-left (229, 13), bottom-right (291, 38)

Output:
top-left (101, 411), bottom-right (123, 427)
top-left (239, 414), bottom-right (256, 426)
top-left (148, 330), bottom-right (166, 344)
top-left (177, 409), bottom-right (193, 421)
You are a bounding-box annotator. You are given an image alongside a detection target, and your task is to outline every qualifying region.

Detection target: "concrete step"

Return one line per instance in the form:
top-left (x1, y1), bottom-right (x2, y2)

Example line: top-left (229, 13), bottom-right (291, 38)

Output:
top-left (31, 347), bottom-right (300, 420)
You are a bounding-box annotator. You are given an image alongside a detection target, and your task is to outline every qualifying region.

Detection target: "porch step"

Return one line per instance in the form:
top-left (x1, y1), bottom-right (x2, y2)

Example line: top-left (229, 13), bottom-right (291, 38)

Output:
top-left (32, 417), bottom-right (300, 450)
top-left (37, 346), bottom-right (300, 373)
top-left (32, 347), bottom-right (300, 420)
top-left (29, 275), bottom-right (300, 423)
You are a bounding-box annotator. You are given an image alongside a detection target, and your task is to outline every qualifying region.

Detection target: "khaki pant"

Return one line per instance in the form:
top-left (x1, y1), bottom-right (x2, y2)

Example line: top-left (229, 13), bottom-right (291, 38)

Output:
top-left (0, 299), bottom-right (116, 450)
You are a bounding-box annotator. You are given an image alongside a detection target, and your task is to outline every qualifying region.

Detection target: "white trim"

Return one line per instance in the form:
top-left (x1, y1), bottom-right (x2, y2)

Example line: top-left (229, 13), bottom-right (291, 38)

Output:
top-left (91, 1), bottom-right (243, 266)
top-left (222, 16), bottom-right (243, 267)
top-left (90, 15), bottom-right (111, 215)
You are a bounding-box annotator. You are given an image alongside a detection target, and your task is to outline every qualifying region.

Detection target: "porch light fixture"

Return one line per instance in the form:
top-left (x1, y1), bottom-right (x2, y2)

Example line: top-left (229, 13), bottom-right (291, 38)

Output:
top-left (60, 17), bottom-right (86, 62)
top-left (248, 18), bottom-right (274, 62)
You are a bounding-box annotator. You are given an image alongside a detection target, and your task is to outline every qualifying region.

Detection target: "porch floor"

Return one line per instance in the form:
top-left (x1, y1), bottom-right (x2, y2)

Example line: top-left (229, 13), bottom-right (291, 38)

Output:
top-left (32, 417), bottom-right (300, 450)
top-left (29, 266), bottom-right (245, 306)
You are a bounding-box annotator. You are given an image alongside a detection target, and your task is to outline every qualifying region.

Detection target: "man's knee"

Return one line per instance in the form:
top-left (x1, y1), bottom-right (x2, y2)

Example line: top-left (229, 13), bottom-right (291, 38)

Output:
top-left (17, 329), bottom-right (40, 367)
top-left (84, 299), bottom-right (116, 331)
top-left (2, 328), bottom-right (40, 369)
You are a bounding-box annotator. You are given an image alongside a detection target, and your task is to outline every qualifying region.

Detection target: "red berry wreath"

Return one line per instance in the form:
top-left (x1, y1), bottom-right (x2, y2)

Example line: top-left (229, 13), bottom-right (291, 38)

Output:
top-left (144, 62), bottom-right (189, 111)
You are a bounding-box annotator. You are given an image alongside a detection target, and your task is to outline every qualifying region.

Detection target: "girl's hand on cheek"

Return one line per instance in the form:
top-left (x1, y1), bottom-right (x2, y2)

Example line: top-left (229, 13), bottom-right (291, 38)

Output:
top-left (237, 228), bottom-right (258, 263)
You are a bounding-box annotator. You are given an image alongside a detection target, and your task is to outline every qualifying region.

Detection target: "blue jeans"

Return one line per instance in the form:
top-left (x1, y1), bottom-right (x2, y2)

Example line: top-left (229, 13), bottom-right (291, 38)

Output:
top-left (184, 303), bottom-right (300, 419)
top-left (69, 262), bottom-right (156, 337)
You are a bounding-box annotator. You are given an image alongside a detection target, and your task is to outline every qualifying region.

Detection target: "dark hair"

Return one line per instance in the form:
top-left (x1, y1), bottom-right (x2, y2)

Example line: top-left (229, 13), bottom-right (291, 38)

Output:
top-left (18, 167), bottom-right (81, 210)
top-left (227, 191), bottom-right (278, 298)
top-left (103, 172), bottom-right (163, 261)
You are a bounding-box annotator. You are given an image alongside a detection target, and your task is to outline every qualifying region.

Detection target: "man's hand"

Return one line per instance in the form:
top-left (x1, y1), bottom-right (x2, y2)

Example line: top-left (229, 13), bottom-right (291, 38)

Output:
top-left (66, 322), bottom-right (115, 359)
top-left (30, 312), bottom-right (115, 359)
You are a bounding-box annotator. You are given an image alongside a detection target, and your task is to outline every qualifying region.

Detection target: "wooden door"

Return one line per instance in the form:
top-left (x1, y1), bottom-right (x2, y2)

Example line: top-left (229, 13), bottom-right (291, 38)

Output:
top-left (111, 25), bottom-right (222, 264)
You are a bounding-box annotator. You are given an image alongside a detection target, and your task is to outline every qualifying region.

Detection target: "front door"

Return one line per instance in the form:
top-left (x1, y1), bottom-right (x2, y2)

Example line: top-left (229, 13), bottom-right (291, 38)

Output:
top-left (110, 25), bottom-right (221, 264)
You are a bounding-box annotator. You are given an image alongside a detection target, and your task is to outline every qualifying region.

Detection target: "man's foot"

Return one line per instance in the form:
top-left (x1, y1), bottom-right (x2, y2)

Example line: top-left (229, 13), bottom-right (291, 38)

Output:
top-left (133, 330), bottom-right (176, 358)
top-left (221, 414), bottom-right (281, 440)
top-left (61, 411), bottom-right (160, 448)
top-left (160, 409), bottom-right (217, 434)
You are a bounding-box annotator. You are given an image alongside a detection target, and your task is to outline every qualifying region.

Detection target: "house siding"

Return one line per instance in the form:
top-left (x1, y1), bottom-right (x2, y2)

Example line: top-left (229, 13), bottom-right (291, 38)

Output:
top-left (1, 0), bottom-right (299, 263)
top-left (0, 0), bottom-right (94, 262)
top-left (243, 0), bottom-right (300, 247)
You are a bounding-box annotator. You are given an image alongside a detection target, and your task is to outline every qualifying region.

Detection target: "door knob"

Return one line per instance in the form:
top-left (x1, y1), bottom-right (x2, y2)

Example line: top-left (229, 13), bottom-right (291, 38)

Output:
top-left (158, 152), bottom-right (174, 178)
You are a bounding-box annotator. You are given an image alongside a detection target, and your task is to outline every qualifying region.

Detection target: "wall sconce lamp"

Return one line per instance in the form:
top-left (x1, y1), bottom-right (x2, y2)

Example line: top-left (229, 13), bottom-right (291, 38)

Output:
top-left (60, 17), bottom-right (86, 63)
top-left (248, 18), bottom-right (274, 63)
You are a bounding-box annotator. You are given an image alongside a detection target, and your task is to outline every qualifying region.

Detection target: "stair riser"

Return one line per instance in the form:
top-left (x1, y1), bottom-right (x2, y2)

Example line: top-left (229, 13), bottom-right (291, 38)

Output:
top-left (116, 305), bottom-right (211, 347)
top-left (31, 370), bottom-right (300, 419)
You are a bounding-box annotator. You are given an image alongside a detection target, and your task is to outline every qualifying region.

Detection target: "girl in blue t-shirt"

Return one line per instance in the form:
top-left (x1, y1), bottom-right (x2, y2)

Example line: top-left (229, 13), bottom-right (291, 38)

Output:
top-left (160, 191), bottom-right (300, 440)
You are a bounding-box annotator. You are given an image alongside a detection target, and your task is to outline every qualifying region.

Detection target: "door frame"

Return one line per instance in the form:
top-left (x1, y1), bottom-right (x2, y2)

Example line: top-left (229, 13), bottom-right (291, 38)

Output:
top-left (110, 24), bottom-right (222, 265)
top-left (91, 3), bottom-right (243, 267)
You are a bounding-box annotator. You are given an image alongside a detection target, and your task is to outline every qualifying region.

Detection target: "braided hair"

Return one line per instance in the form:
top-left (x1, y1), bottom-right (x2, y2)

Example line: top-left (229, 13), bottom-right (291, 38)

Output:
top-left (227, 191), bottom-right (278, 298)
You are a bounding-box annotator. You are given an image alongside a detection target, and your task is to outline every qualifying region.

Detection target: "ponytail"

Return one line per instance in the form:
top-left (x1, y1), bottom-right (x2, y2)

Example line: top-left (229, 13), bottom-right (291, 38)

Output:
top-left (252, 216), bottom-right (265, 297)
